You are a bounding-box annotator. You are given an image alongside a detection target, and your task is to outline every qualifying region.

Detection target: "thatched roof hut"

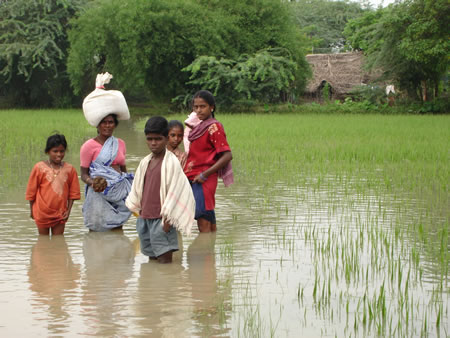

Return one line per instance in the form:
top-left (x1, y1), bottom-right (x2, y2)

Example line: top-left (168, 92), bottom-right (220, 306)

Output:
top-left (305, 52), bottom-right (374, 99)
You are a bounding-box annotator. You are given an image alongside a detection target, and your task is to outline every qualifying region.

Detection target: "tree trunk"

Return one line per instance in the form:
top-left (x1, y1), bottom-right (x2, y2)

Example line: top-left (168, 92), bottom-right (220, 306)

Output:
top-left (421, 80), bottom-right (428, 102)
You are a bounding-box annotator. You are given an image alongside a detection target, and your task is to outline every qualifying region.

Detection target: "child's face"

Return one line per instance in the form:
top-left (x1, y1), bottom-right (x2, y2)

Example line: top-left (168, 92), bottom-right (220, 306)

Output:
top-left (168, 127), bottom-right (183, 150)
top-left (146, 133), bottom-right (168, 156)
top-left (193, 97), bottom-right (214, 121)
top-left (47, 144), bottom-right (66, 165)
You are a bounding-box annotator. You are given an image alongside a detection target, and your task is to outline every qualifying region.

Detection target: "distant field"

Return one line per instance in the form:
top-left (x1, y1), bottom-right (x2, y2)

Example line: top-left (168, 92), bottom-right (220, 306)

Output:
top-left (0, 109), bottom-right (93, 188)
top-left (2, 109), bottom-right (448, 204)
top-left (137, 113), bottom-right (449, 205)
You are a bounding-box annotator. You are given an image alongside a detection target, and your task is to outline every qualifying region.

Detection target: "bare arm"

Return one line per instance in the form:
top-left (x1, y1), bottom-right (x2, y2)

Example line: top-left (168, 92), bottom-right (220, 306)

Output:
top-left (80, 166), bottom-right (93, 186)
top-left (193, 151), bottom-right (233, 183)
top-left (29, 201), bottom-right (34, 219)
top-left (62, 199), bottom-right (75, 221)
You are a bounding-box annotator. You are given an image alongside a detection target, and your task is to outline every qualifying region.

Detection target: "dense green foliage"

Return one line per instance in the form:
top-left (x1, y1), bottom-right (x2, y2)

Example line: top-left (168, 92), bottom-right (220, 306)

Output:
top-left (0, 0), bottom-right (447, 110)
top-left (344, 0), bottom-right (449, 101)
top-left (67, 0), bottom-right (309, 103)
top-left (0, 0), bottom-right (86, 107)
top-left (291, 0), bottom-right (366, 53)
top-left (176, 47), bottom-right (302, 110)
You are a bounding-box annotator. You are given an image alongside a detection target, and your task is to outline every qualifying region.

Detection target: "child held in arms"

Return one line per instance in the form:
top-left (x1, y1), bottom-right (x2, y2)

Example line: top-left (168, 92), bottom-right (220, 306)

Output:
top-left (125, 116), bottom-right (195, 263)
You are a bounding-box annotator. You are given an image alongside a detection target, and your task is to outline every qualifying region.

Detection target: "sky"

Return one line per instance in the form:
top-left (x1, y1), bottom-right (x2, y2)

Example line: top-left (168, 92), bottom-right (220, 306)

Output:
top-left (368, 0), bottom-right (396, 7)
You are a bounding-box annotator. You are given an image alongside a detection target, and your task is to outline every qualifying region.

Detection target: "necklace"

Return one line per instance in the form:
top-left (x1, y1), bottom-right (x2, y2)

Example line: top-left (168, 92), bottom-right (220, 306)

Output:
top-left (48, 160), bottom-right (62, 177)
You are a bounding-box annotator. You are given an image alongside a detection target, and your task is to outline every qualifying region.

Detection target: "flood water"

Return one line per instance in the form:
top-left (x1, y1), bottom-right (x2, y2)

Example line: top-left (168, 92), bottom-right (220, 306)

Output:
top-left (0, 120), bottom-right (448, 337)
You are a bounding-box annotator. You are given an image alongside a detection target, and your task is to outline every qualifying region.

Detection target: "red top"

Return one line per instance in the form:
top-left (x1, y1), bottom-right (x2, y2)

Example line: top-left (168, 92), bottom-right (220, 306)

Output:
top-left (79, 138), bottom-right (126, 168)
top-left (184, 122), bottom-right (231, 181)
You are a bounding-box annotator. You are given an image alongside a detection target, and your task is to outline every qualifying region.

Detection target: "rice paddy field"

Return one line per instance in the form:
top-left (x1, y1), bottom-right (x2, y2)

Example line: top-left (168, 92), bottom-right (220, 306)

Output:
top-left (0, 109), bottom-right (448, 337)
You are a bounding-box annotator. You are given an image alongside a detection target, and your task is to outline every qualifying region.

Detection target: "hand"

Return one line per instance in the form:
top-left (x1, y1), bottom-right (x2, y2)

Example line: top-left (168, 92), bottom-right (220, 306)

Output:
top-left (62, 210), bottom-right (70, 221)
top-left (193, 172), bottom-right (207, 184)
top-left (92, 177), bottom-right (107, 192)
top-left (30, 211), bottom-right (34, 219)
top-left (163, 220), bottom-right (171, 233)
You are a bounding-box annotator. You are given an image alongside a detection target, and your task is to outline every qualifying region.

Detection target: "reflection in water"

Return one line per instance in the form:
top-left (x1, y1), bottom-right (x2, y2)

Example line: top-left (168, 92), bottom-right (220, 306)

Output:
top-left (135, 260), bottom-right (191, 337)
top-left (81, 230), bottom-right (135, 336)
top-left (187, 233), bottom-right (231, 337)
top-left (28, 235), bottom-right (80, 336)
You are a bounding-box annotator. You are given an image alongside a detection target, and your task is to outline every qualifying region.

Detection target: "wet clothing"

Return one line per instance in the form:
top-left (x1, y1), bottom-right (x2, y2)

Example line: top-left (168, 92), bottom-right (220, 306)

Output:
top-left (191, 182), bottom-right (216, 224)
top-left (184, 119), bottom-right (232, 212)
top-left (26, 161), bottom-right (81, 228)
top-left (126, 150), bottom-right (195, 235)
top-left (136, 218), bottom-right (178, 258)
top-left (81, 136), bottom-right (133, 231)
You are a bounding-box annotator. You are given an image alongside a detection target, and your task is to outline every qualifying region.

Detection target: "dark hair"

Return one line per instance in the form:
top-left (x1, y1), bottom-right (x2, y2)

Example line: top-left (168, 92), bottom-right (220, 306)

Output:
top-left (168, 120), bottom-right (184, 132)
top-left (98, 114), bottom-right (119, 127)
top-left (193, 90), bottom-right (216, 117)
top-left (144, 116), bottom-right (169, 137)
top-left (45, 134), bottom-right (67, 153)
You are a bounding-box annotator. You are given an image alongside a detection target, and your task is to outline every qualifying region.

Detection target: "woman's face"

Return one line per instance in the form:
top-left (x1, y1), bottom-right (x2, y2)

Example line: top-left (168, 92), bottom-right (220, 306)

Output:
top-left (97, 115), bottom-right (116, 138)
top-left (193, 97), bottom-right (214, 121)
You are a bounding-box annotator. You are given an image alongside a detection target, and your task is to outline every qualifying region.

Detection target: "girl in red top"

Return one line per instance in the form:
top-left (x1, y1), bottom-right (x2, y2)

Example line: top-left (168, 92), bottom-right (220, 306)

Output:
top-left (184, 90), bottom-right (233, 233)
top-left (26, 134), bottom-right (81, 235)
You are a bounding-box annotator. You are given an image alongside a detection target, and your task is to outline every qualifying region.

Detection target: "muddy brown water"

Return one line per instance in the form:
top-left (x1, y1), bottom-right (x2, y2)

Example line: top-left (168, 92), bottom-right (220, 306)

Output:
top-left (0, 120), bottom-right (447, 337)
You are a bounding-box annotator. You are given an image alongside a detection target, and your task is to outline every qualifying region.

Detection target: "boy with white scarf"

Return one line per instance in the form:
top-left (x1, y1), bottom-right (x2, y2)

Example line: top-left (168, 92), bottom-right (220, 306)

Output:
top-left (126, 116), bottom-right (195, 263)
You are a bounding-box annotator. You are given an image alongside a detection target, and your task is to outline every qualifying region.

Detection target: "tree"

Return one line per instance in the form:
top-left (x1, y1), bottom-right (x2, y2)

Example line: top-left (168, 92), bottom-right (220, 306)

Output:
top-left (0, 0), bottom-right (87, 107)
top-left (291, 0), bottom-right (367, 53)
top-left (67, 0), bottom-right (310, 102)
top-left (344, 0), bottom-right (449, 101)
top-left (181, 48), bottom-right (299, 108)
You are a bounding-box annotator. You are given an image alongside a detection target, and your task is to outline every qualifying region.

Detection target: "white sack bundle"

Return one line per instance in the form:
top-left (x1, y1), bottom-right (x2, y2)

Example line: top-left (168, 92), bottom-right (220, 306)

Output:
top-left (82, 73), bottom-right (130, 127)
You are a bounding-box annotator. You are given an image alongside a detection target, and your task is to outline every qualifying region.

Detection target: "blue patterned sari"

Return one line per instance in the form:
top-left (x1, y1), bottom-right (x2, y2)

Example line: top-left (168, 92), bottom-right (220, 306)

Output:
top-left (82, 136), bottom-right (134, 231)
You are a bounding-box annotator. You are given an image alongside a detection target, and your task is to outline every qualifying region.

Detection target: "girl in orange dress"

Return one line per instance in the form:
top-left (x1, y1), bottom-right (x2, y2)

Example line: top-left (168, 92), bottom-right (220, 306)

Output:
top-left (26, 134), bottom-right (81, 235)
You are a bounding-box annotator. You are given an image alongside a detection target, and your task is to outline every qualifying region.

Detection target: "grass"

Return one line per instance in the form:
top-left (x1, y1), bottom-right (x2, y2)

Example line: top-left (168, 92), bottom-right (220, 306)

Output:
top-left (0, 109), bottom-right (93, 189)
top-left (137, 113), bottom-right (448, 209)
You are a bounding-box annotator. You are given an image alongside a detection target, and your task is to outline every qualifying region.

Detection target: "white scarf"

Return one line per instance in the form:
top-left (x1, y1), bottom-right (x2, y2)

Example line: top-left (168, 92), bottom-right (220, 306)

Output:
top-left (125, 150), bottom-right (195, 235)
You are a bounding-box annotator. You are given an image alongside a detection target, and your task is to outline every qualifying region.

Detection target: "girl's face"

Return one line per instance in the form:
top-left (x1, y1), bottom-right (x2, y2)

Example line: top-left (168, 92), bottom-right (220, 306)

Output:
top-left (193, 97), bottom-right (214, 121)
top-left (47, 144), bottom-right (66, 165)
top-left (168, 127), bottom-right (183, 150)
top-left (97, 115), bottom-right (117, 138)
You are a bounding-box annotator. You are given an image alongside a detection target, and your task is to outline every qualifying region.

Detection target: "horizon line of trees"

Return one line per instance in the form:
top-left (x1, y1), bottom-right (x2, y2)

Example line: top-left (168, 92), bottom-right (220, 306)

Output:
top-left (0, 0), bottom-right (448, 108)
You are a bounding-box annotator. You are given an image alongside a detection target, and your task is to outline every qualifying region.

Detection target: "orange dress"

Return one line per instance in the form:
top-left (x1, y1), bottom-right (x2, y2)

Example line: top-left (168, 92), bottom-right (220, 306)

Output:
top-left (25, 161), bottom-right (81, 228)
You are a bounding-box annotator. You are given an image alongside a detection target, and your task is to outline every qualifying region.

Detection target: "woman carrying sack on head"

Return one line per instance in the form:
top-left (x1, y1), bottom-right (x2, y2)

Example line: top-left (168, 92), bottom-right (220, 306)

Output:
top-left (80, 73), bottom-right (134, 232)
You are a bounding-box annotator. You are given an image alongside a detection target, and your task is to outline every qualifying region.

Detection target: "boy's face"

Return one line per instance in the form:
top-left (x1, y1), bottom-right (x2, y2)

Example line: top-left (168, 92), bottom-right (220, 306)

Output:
top-left (146, 133), bottom-right (168, 156)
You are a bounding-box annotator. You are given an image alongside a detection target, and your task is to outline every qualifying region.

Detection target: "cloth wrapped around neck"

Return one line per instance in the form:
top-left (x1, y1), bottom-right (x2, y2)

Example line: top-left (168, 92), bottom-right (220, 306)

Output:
top-left (188, 118), bottom-right (234, 187)
top-left (126, 151), bottom-right (195, 235)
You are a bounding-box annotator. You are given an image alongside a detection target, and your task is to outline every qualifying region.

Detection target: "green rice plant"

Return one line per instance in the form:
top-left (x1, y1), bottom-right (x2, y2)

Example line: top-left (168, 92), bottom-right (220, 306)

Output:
top-left (0, 109), bottom-right (93, 190)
